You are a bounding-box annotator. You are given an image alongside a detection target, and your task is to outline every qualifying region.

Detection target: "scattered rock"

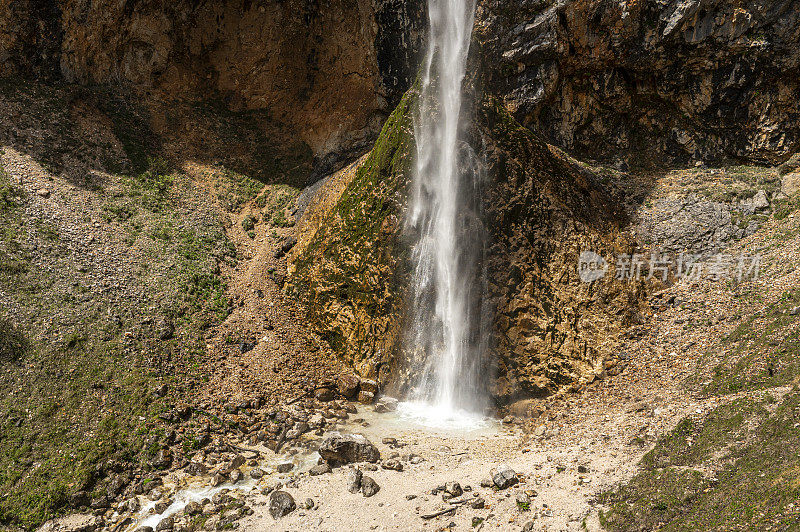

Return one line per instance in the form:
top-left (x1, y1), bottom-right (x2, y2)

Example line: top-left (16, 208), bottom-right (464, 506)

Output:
top-left (444, 482), bottom-right (462, 497)
top-left (516, 492), bottom-right (531, 510)
top-left (361, 476), bottom-right (380, 497)
top-left (155, 517), bottom-right (173, 531)
top-left (184, 501), bottom-right (202, 516)
top-left (276, 462), bottom-right (294, 473)
top-left (337, 375), bottom-right (361, 399)
top-left (309, 463), bottom-right (332, 476)
top-left (302, 498), bottom-right (315, 510)
top-left (318, 432), bottom-right (380, 465)
top-left (381, 459), bottom-right (403, 471)
top-left (471, 497), bottom-right (485, 509)
top-left (185, 462), bottom-right (208, 476)
top-left (37, 514), bottom-right (101, 532)
top-left (491, 464), bottom-right (518, 489)
top-left (89, 496), bottom-right (109, 510)
top-left (36, 188), bottom-right (50, 198)
top-left (347, 468), bottom-right (363, 493)
top-left (268, 491), bottom-right (296, 519)
top-left (250, 468), bottom-right (265, 479)
top-left (229, 469), bottom-right (243, 484)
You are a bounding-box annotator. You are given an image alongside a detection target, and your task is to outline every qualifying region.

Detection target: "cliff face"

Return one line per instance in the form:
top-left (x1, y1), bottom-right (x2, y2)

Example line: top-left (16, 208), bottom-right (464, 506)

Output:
top-left (477, 0), bottom-right (800, 166)
top-left (2, 0), bottom-right (797, 401)
top-left (0, 0), bottom-right (425, 174)
top-left (289, 89), bottom-right (644, 402)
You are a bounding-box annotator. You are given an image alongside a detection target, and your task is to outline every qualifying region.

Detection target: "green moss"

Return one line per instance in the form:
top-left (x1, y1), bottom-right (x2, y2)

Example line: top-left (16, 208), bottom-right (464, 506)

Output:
top-left (0, 319), bottom-right (27, 362)
top-left (215, 169), bottom-right (265, 213)
top-left (700, 288), bottom-right (800, 396)
top-left (289, 87), bottom-right (417, 363)
top-left (601, 391), bottom-right (800, 531)
top-left (0, 168), bottom-right (233, 528)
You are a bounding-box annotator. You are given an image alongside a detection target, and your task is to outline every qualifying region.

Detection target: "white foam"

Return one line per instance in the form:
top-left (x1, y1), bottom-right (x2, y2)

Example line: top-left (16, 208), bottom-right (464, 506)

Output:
top-left (395, 400), bottom-right (493, 432)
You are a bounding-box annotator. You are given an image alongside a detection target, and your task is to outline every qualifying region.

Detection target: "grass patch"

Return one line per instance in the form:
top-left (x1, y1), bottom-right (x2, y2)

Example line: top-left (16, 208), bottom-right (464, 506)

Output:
top-left (701, 288), bottom-right (800, 396)
top-left (215, 169), bottom-right (264, 213)
top-left (601, 391), bottom-right (800, 531)
top-left (0, 162), bottom-right (232, 528)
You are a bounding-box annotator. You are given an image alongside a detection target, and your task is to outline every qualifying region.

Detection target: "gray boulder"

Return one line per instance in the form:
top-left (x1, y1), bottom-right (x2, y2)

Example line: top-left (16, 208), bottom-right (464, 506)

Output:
top-left (491, 464), bottom-right (519, 489)
top-left (347, 468), bottom-right (363, 493)
top-left (318, 432), bottom-right (380, 465)
top-left (361, 476), bottom-right (380, 497)
top-left (269, 491), bottom-right (296, 519)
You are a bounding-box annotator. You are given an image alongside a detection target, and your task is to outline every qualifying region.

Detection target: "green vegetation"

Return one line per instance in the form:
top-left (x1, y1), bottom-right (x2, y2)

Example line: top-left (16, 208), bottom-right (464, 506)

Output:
top-left (703, 288), bottom-right (800, 396)
top-left (0, 318), bottom-right (26, 362)
top-left (600, 391), bottom-right (800, 531)
top-left (256, 185), bottom-right (300, 227)
top-left (289, 87), bottom-right (417, 364)
top-left (602, 287), bottom-right (800, 531)
top-left (215, 169), bottom-right (265, 212)
top-left (0, 136), bottom-right (233, 530)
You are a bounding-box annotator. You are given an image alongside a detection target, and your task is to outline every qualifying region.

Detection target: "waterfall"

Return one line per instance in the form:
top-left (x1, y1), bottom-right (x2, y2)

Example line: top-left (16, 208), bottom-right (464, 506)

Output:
top-left (403, 0), bottom-right (488, 424)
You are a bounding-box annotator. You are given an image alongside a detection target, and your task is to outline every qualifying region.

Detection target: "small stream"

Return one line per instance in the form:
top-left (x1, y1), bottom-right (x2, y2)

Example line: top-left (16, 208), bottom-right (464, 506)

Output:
top-left (120, 402), bottom-right (501, 530)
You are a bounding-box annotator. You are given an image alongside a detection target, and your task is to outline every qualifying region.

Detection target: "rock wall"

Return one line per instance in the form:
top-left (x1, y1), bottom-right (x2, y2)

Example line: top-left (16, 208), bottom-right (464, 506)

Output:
top-left (477, 0), bottom-right (800, 166)
top-left (289, 88), bottom-right (645, 402)
top-left (0, 0), bottom-right (425, 175)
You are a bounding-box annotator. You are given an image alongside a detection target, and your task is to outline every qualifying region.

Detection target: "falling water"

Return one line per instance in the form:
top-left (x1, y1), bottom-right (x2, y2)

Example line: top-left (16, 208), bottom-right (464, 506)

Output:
top-left (402, 0), bottom-right (488, 426)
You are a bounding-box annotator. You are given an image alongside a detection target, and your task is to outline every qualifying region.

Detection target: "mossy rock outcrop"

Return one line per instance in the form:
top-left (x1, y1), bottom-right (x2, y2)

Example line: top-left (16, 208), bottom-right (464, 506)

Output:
top-left (289, 88), bottom-right (647, 401)
top-left (288, 88), bottom-right (417, 380)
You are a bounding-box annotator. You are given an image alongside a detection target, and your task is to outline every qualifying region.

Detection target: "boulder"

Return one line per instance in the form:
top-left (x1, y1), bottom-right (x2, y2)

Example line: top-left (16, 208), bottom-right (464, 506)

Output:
top-left (318, 432), bottom-right (380, 465)
top-left (268, 491), bottom-right (296, 519)
top-left (782, 172), bottom-right (800, 197)
top-left (357, 391), bottom-right (375, 404)
top-left (360, 379), bottom-right (379, 394)
top-left (309, 463), bottom-right (332, 476)
top-left (314, 387), bottom-right (335, 402)
top-left (361, 476), bottom-right (380, 497)
top-left (276, 462), bottom-right (294, 473)
top-left (347, 468), bottom-right (363, 493)
top-left (184, 501), bottom-right (202, 516)
top-left (185, 462), bottom-right (208, 476)
top-left (491, 464), bottom-right (519, 489)
top-left (374, 396), bottom-right (398, 413)
top-left (337, 374), bottom-right (361, 399)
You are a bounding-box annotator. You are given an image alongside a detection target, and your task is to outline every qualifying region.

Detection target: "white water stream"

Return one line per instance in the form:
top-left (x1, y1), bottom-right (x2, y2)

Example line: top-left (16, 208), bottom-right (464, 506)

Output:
top-left (403, 0), bottom-right (488, 427)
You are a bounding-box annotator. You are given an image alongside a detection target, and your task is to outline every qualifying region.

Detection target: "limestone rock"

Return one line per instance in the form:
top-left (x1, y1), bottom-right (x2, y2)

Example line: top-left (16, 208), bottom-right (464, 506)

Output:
top-left (268, 491), bottom-right (296, 519)
top-left (318, 432), bottom-right (380, 465)
top-left (491, 464), bottom-right (518, 489)
top-left (360, 476), bottom-right (380, 497)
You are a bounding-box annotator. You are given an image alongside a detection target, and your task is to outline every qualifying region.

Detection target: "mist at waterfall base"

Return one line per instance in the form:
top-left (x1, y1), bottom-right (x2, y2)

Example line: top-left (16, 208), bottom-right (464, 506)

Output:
top-left (397, 0), bottom-right (491, 431)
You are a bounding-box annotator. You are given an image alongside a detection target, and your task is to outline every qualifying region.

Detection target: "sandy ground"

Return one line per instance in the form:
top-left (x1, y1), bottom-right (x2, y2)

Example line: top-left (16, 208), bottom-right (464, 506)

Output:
top-left (236, 392), bottom-right (706, 532)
